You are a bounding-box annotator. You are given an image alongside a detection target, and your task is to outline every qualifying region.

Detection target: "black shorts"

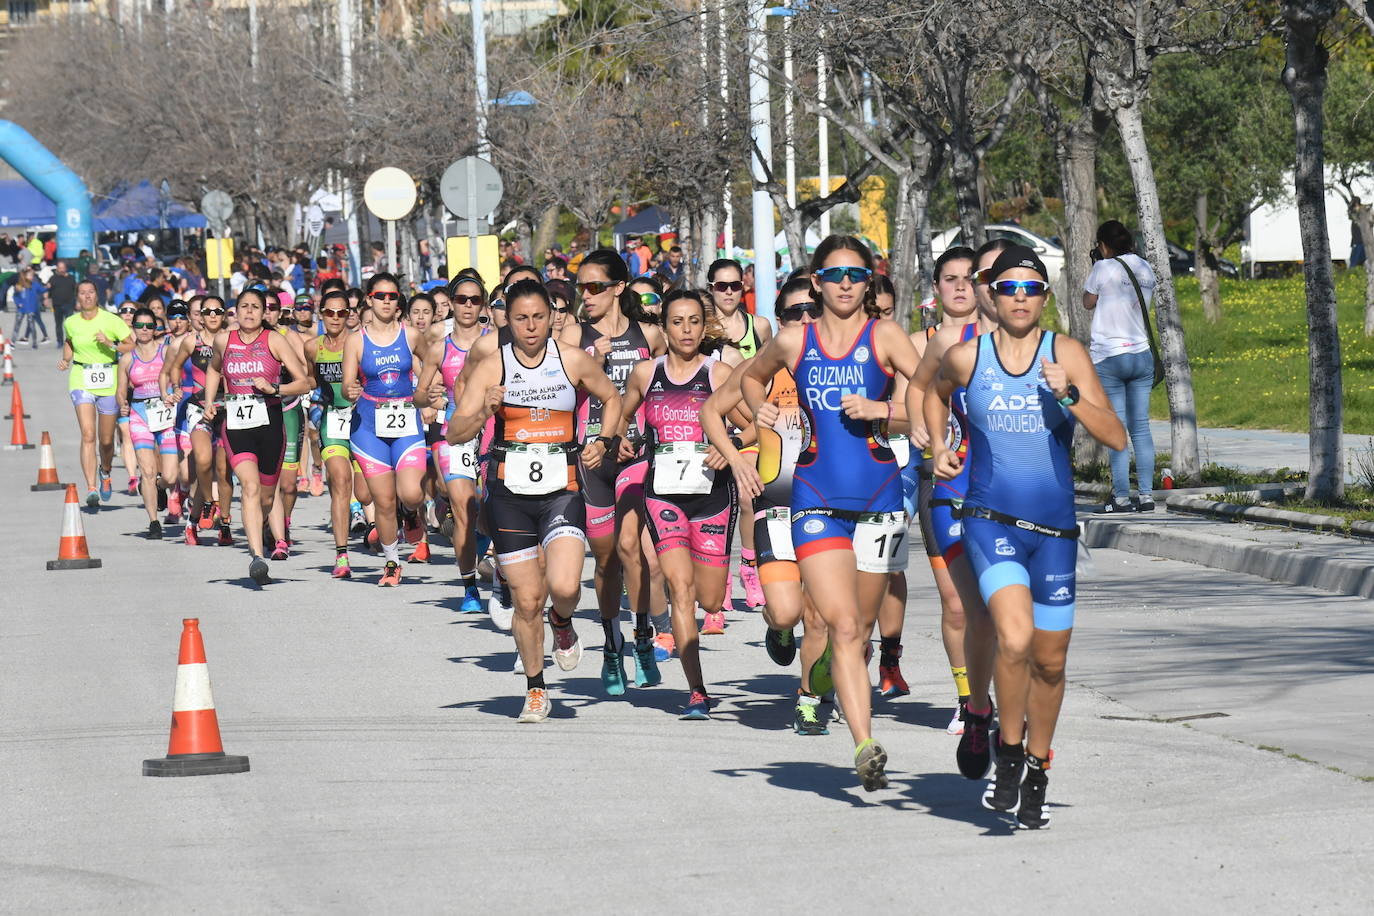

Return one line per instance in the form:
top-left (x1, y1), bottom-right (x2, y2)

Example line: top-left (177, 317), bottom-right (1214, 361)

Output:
top-left (222, 402), bottom-right (286, 487)
top-left (484, 477), bottom-right (588, 564)
top-left (576, 455), bottom-right (625, 539)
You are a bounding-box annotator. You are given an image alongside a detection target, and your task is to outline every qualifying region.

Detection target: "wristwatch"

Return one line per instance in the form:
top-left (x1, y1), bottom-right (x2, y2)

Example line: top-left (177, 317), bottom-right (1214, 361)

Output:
top-left (272, 382), bottom-right (281, 396)
top-left (597, 435), bottom-right (618, 450)
top-left (1056, 385), bottom-right (1080, 408)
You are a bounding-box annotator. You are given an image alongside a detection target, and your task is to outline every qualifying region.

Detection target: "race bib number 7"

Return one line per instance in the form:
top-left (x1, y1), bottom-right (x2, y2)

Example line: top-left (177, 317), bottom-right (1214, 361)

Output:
top-left (326, 406), bottom-right (353, 440)
top-left (653, 442), bottom-right (713, 495)
top-left (82, 363), bottom-right (114, 390)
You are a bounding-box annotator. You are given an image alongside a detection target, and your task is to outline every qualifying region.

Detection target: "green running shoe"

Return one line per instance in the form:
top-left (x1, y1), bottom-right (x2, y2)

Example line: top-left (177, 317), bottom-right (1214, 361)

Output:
top-left (793, 694), bottom-right (829, 736)
top-left (601, 633), bottom-right (627, 696)
top-left (854, 738), bottom-right (889, 792)
top-left (765, 627), bottom-right (797, 666)
top-left (632, 629), bottom-right (662, 687)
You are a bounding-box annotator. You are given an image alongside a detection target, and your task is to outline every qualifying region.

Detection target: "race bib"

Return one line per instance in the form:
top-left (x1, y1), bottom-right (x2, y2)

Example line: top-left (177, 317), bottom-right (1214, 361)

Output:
top-left (142, 398), bottom-right (175, 433)
top-left (225, 395), bottom-right (268, 430)
top-left (185, 402), bottom-right (205, 430)
top-left (854, 511), bottom-right (908, 573)
top-left (890, 434), bottom-right (911, 468)
top-left (653, 442), bottom-right (713, 495)
top-left (375, 399), bottom-right (418, 439)
top-left (503, 444), bottom-right (567, 496)
top-left (764, 507), bottom-right (795, 562)
top-left (326, 406), bottom-right (353, 440)
top-left (82, 363), bottom-right (115, 390)
top-left (448, 439), bottom-right (478, 480)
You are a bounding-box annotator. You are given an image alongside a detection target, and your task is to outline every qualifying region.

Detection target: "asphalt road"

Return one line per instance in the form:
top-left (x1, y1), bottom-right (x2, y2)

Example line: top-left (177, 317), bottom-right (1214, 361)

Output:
top-left (2, 350), bottom-right (1371, 912)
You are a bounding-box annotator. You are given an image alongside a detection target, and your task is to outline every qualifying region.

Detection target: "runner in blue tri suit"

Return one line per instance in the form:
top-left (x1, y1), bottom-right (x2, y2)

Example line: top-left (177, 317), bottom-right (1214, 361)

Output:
top-left (924, 244), bottom-right (1124, 829)
top-left (742, 234), bottom-right (920, 793)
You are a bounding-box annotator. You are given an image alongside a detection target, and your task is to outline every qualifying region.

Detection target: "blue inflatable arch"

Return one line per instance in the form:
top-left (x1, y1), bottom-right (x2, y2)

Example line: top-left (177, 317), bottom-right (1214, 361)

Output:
top-left (0, 120), bottom-right (93, 258)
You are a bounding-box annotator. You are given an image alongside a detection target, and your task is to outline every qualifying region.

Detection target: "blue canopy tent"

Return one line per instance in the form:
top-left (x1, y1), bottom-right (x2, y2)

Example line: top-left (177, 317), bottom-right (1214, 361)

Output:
top-left (612, 206), bottom-right (674, 241)
top-left (94, 181), bottom-right (207, 231)
top-left (0, 179), bottom-right (59, 228)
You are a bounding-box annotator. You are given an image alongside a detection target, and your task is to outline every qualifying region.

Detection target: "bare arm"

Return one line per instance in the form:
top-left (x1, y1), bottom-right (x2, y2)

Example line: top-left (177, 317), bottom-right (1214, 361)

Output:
top-left (564, 345), bottom-right (622, 471)
top-left (116, 353), bottom-right (133, 416)
top-left (1082, 292), bottom-right (1098, 311)
top-left (267, 333), bottom-right (313, 397)
top-left (923, 340), bottom-right (977, 481)
top-left (447, 355), bottom-right (502, 446)
top-left (341, 332), bottom-right (364, 402)
top-left (413, 338), bottom-right (445, 408)
top-left (741, 327), bottom-right (797, 426)
top-left (1042, 337), bottom-right (1126, 451)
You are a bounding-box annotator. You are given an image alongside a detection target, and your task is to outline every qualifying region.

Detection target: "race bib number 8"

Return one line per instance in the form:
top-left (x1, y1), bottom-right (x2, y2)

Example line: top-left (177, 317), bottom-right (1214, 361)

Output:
top-left (854, 511), bottom-right (908, 573)
top-left (82, 364), bottom-right (114, 390)
top-left (653, 442), bottom-right (713, 495)
top-left (326, 406), bottom-right (353, 440)
top-left (375, 400), bottom-right (418, 439)
top-left (448, 439), bottom-right (478, 480)
top-left (225, 395), bottom-right (268, 430)
top-left (144, 399), bottom-right (176, 433)
top-left (503, 444), bottom-right (567, 496)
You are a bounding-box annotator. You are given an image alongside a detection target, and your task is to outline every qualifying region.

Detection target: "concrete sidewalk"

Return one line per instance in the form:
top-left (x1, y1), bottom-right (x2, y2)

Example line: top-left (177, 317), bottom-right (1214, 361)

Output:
top-left (1150, 418), bottom-right (1369, 479)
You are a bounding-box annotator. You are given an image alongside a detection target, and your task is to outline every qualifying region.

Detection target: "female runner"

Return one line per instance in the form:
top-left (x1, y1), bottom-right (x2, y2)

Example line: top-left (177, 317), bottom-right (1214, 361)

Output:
top-left (57, 280), bottom-right (132, 507)
top-left (115, 308), bottom-right (180, 539)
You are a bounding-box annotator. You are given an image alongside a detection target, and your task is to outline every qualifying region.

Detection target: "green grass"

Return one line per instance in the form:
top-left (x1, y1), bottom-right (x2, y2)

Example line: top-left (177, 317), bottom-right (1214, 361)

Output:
top-left (1153, 270), bottom-right (1374, 434)
top-left (1074, 452), bottom-right (1305, 486)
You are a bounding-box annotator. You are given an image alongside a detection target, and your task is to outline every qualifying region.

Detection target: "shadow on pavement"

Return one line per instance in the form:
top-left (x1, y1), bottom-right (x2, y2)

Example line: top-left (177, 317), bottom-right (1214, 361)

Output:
top-left (714, 761), bottom-right (881, 808)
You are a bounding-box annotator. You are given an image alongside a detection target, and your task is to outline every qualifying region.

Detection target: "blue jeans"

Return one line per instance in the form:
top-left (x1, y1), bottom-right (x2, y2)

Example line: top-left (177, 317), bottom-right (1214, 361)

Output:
top-left (1095, 350), bottom-right (1155, 499)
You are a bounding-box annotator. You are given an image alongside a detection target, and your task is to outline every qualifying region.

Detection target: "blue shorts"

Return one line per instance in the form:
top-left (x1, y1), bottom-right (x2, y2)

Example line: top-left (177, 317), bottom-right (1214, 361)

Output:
top-left (791, 505), bottom-right (908, 574)
top-left (70, 389), bottom-right (118, 415)
top-left (350, 401), bottom-right (426, 479)
top-left (900, 454), bottom-right (920, 519)
top-left (129, 400), bottom-right (180, 455)
top-left (961, 516), bottom-right (1077, 631)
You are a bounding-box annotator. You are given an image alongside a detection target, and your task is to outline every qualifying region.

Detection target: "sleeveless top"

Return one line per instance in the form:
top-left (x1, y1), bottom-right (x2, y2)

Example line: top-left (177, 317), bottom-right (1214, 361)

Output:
top-left (733, 311), bottom-right (763, 359)
top-left (495, 338), bottom-right (580, 491)
top-left (129, 342), bottom-right (167, 400)
top-left (791, 319), bottom-right (900, 513)
top-left (964, 331), bottom-right (1075, 529)
top-left (756, 365), bottom-right (805, 510)
top-left (223, 329), bottom-right (281, 398)
top-left (314, 337), bottom-right (346, 408)
top-left (360, 326), bottom-right (415, 401)
top-left (641, 356), bottom-right (717, 449)
top-left (188, 334), bottom-right (216, 403)
top-left (440, 329), bottom-right (489, 412)
top-left (577, 318), bottom-right (650, 440)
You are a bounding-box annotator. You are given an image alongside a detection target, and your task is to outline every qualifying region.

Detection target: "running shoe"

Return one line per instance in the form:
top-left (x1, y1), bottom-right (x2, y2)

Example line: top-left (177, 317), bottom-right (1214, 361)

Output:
top-left (601, 633), bottom-right (627, 697)
top-left (552, 620), bottom-right (582, 671)
top-left (679, 689), bottom-right (712, 720)
top-left (183, 522), bottom-right (198, 547)
top-left (439, 507), bottom-right (456, 541)
top-left (809, 640), bottom-right (835, 697)
top-left (854, 738), bottom-right (889, 791)
top-left (401, 510), bottom-right (424, 545)
top-left (198, 503), bottom-right (215, 530)
top-left (310, 471), bottom-right (324, 497)
top-left (1135, 495), bottom-right (1156, 513)
top-left (85, 487), bottom-right (100, 508)
top-left (297, 473), bottom-right (309, 493)
top-left (957, 704), bottom-right (995, 779)
top-left (765, 627), bottom-right (797, 667)
top-left (1017, 754), bottom-right (1052, 829)
top-left (210, 502), bottom-right (222, 527)
top-left (271, 539), bottom-right (289, 562)
top-left (349, 502), bottom-right (367, 533)
top-left (740, 562), bottom-right (765, 608)
top-left (365, 525), bottom-right (379, 552)
top-left (248, 556), bottom-right (270, 585)
top-left (459, 586), bottom-right (483, 613)
top-left (147, 520), bottom-right (163, 540)
top-left (165, 488), bottom-right (182, 522)
top-left (517, 687), bottom-right (552, 723)
top-left (982, 736), bottom-right (1025, 813)
top-left (1097, 496), bottom-right (1134, 514)
top-left (879, 662), bottom-right (911, 699)
top-left (512, 653), bottom-right (525, 675)
top-left (126, 476), bottom-right (140, 497)
top-left (947, 699), bottom-right (969, 735)
top-left (700, 609), bottom-right (726, 635)
top-left (794, 694), bottom-right (829, 736)
top-left (409, 540), bottom-right (431, 563)
top-left (653, 631), bottom-right (676, 662)
top-left (488, 583), bottom-right (514, 631)
top-left (632, 630), bottom-right (662, 687)
top-left (379, 561), bottom-right (402, 586)
top-left (217, 522), bottom-right (233, 546)
top-left (98, 469), bottom-right (112, 502)
top-left (332, 554), bottom-right (352, 579)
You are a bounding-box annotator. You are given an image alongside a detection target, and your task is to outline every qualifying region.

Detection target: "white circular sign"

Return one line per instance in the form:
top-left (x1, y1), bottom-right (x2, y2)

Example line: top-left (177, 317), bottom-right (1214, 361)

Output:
top-left (306, 204), bottom-right (326, 237)
top-left (200, 190), bottom-right (234, 224)
top-left (440, 157), bottom-right (504, 219)
top-left (364, 167), bottom-right (417, 221)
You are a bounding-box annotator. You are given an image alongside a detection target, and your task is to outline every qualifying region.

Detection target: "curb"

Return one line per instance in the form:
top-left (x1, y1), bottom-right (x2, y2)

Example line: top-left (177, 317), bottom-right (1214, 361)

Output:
top-left (1167, 494), bottom-right (1374, 540)
top-left (1080, 513), bottom-right (1374, 600)
top-left (1073, 481), bottom-right (1303, 500)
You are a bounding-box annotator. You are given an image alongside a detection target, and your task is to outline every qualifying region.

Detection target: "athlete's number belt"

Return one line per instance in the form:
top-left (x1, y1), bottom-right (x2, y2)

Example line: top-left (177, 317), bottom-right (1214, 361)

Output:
top-left (501, 442), bottom-right (568, 496)
top-left (136, 397), bottom-right (176, 433)
top-left (956, 504), bottom-right (1079, 539)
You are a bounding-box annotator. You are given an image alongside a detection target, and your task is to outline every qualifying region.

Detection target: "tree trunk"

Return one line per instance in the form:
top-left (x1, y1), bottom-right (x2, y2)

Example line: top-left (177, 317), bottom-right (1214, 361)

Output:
top-left (915, 185), bottom-right (937, 332)
top-left (949, 145), bottom-right (985, 248)
top-left (695, 206), bottom-right (720, 287)
top-left (1355, 201), bottom-right (1374, 336)
top-left (1115, 101), bottom-right (1202, 483)
top-left (889, 168), bottom-right (918, 330)
top-left (1196, 192), bottom-right (1223, 322)
top-left (532, 204), bottom-right (560, 266)
top-left (1283, 1), bottom-right (1345, 501)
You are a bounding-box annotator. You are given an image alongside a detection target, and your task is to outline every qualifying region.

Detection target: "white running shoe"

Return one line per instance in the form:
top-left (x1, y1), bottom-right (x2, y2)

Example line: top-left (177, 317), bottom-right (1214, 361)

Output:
top-left (517, 688), bottom-right (551, 723)
top-left (488, 585), bottom-right (514, 632)
top-left (947, 704), bottom-right (966, 736)
top-left (513, 653), bottom-right (525, 675)
top-left (552, 620), bottom-right (583, 671)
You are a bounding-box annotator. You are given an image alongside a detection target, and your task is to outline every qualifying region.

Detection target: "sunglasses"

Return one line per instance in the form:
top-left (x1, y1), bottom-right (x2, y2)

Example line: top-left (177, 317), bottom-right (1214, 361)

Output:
top-left (265, 303), bottom-right (282, 311)
top-left (133, 322), bottom-right (156, 329)
top-left (451, 294), bottom-right (483, 306)
top-left (973, 267), bottom-right (994, 285)
top-left (577, 281), bottom-right (615, 296)
top-left (118, 308), bottom-right (137, 315)
top-left (780, 306), bottom-right (820, 321)
top-left (320, 308), bottom-right (349, 318)
top-left (814, 266), bottom-right (873, 285)
top-left (295, 304), bottom-right (314, 311)
top-left (991, 279), bottom-right (1048, 297)
top-left (202, 308), bottom-right (226, 316)
top-left (638, 292), bottom-right (662, 307)
top-left (552, 305), bottom-right (572, 314)
top-left (478, 314), bottom-right (491, 325)
top-left (711, 280), bottom-right (744, 293)
top-left (370, 290), bottom-right (401, 302)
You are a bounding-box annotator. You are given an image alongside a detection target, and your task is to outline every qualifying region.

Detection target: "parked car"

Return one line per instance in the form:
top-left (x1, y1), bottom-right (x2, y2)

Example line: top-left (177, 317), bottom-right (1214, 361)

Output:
top-left (930, 222), bottom-right (1064, 285)
top-left (1145, 236), bottom-right (1239, 279)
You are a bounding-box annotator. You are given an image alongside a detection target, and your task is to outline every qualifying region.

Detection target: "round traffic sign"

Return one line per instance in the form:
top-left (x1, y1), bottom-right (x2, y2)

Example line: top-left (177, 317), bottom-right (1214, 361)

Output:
top-left (364, 167), bottom-right (417, 221)
top-left (440, 157), bottom-right (503, 219)
top-left (306, 204), bottom-right (326, 237)
top-left (200, 190), bottom-right (234, 225)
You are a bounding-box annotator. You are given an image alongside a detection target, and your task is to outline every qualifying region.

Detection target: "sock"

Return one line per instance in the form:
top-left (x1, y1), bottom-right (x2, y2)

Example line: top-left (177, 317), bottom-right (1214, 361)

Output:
top-left (651, 610), bottom-right (671, 637)
top-left (1025, 751), bottom-right (1050, 772)
top-left (634, 612), bottom-right (650, 635)
top-left (350, 499), bottom-right (362, 514)
top-left (967, 701), bottom-right (992, 717)
top-left (880, 636), bottom-right (901, 666)
top-left (951, 665), bottom-right (970, 698)
top-left (550, 609), bottom-right (572, 629)
top-left (741, 547), bottom-right (756, 566)
top-left (459, 569), bottom-right (477, 590)
top-left (798, 691), bottom-right (821, 707)
top-left (526, 671), bottom-right (546, 690)
top-left (382, 540), bottom-right (400, 564)
top-left (601, 616), bottom-right (622, 651)
top-left (335, 544), bottom-right (348, 555)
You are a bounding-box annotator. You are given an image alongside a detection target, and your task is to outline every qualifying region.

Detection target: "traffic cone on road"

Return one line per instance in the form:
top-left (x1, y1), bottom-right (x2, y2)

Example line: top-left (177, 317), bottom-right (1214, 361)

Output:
top-left (46, 484), bottom-right (102, 569)
top-left (1, 351), bottom-right (13, 385)
top-left (5, 381), bottom-right (30, 419)
top-left (5, 398), bottom-right (33, 449)
top-left (143, 618), bottom-right (251, 777)
top-left (31, 432), bottom-right (66, 491)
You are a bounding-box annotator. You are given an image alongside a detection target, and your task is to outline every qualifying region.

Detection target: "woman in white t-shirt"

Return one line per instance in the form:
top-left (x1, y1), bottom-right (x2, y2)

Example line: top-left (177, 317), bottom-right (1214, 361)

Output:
top-left (1083, 220), bottom-right (1157, 513)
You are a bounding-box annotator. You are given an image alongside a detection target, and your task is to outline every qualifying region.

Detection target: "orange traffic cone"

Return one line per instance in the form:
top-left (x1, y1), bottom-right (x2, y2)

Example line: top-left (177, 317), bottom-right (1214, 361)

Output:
top-left (143, 618), bottom-right (250, 777)
top-left (5, 398), bottom-right (33, 449)
top-left (31, 432), bottom-right (66, 491)
top-left (1, 351), bottom-right (13, 385)
top-left (4, 381), bottom-right (30, 419)
top-left (46, 484), bottom-right (101, 569)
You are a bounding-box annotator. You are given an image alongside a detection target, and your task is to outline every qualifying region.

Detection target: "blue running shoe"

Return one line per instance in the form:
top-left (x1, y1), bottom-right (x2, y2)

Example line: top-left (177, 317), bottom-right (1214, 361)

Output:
top-left (679, 689), bottom-right (712, 720)
top-left (98, 469), bottom-right (113, 502)
top-left (459, 586), bottom-right (483, 613)
top-left (601, 633), bottom-right (627, 696)
top-left (632, 629), bottom-right (662, 687)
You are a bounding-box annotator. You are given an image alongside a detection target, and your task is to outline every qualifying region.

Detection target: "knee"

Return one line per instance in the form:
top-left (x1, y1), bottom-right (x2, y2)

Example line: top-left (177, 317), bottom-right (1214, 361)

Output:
top-left (996, 634), bottom-right (1033, 664)
top-left (513, 592), bottom-right (545, 619)
top-left (1030, 654), bottom-right (1066, 686)
top-left (549, 579), bottom-right (580, 606)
